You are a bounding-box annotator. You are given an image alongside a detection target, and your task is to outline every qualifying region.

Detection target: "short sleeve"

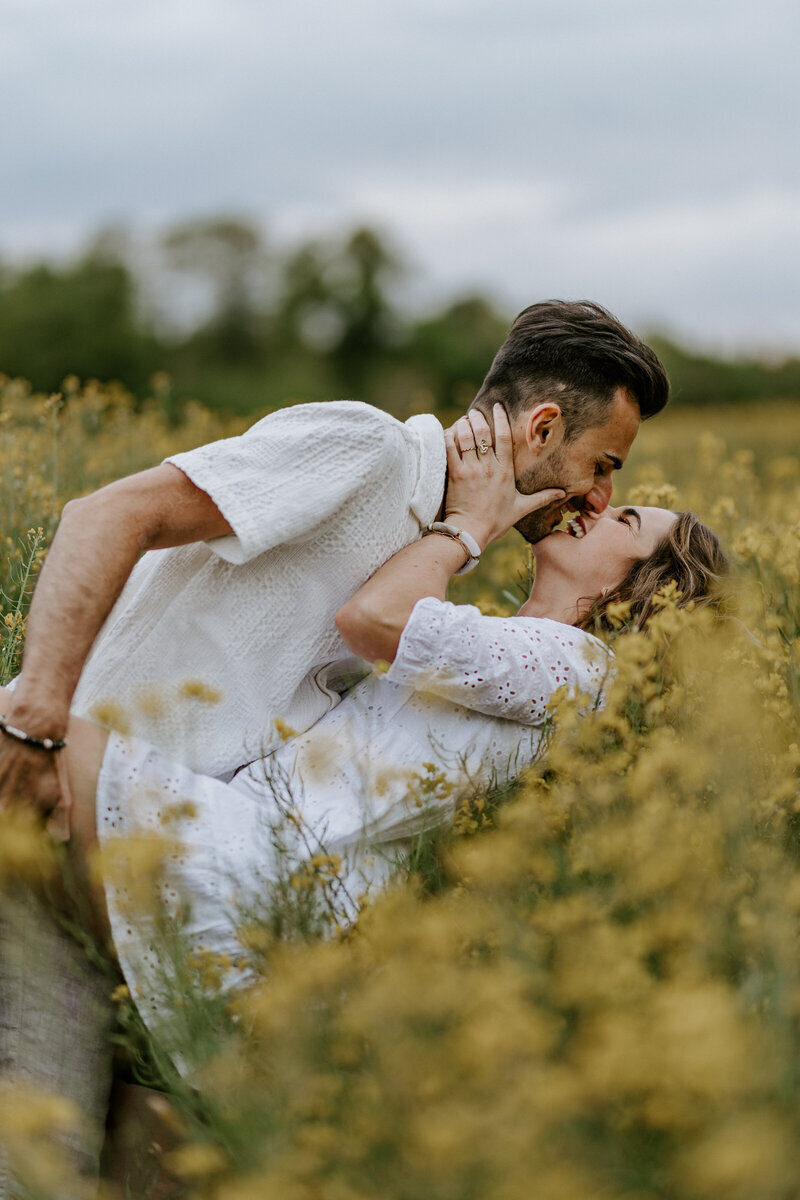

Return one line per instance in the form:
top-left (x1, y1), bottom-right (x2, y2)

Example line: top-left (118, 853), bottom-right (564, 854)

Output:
top-left (165, 401), bottom-right (407, 564)
top-left (385, 597), bottom-right (612, 724)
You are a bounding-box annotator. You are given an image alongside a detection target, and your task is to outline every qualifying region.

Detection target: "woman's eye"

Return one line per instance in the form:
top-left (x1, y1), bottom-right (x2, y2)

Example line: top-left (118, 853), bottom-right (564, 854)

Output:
top-left (618, 514), bottom-right (632, 528)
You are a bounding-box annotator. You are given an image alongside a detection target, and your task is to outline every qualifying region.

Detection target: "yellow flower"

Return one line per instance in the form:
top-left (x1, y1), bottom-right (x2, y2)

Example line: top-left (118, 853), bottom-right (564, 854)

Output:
top-left (88, 698), bottom-right (131, 734)
top-left (179, 678), bottom-right (223, 704)
top-left (163, 1142), bottom-right (228, 1178)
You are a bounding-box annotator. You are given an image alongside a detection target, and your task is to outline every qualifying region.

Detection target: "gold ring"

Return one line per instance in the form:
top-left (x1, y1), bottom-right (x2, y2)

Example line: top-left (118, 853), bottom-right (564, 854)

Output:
top-left (477, 439), bottom-right (490, 455)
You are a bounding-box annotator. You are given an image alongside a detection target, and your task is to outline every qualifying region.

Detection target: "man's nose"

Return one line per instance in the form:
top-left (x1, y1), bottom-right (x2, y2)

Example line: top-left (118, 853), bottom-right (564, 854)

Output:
top-left (582, 477), bottom-right (613, 515)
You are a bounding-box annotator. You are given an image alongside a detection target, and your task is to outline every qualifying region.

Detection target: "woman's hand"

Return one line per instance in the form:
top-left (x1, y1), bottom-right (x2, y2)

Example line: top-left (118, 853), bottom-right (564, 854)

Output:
top-left (336, 405), bottom-right (566, 664)
top-left (444, 405), bottom-right (564, 548)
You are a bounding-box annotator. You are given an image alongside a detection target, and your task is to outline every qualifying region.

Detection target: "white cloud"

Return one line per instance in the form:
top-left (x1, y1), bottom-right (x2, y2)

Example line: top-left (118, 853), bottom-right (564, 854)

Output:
top-left (309, 176), bottom-right (800, 351)
top-left (0, 0), bottom-right (797, 349)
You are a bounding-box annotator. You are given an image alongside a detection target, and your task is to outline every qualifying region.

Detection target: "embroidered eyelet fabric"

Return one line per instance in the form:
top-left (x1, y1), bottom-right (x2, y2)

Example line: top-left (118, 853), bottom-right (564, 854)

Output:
top-left (96, 598), bottom-right (611, 1070)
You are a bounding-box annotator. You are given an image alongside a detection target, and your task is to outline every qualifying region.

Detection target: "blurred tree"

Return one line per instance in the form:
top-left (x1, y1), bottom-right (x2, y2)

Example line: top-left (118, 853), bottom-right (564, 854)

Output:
top-left (649, 337), bottom-right (800, 407)
top-left (407, 295), bottom-right (510, 409)
top-left (275, 238), bottom-right (339, 353)
top-left (160, 218), bottom-right (267, 364)
top-left (0, 239), bottom-right (158, 394)
top-left (275, 226), bottom-right (403, 396)
top-left (2, 214), bottom-right (799, 418)
top-left (328, 227), bottom-right (403, 391)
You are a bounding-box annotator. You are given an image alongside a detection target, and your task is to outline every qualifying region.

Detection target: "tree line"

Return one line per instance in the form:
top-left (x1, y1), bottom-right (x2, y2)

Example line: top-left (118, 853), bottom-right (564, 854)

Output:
top-left (0, 218), bottom-right (797, 418)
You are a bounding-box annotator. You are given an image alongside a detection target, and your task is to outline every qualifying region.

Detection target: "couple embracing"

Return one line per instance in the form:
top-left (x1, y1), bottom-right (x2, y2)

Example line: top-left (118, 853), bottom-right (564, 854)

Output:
top-left (0, 300), bottom-right (727, 1191)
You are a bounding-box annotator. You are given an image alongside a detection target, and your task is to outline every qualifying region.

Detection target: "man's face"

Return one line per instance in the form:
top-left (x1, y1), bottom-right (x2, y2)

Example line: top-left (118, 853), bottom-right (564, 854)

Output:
top-left (514, 389), bottom-right (641, 544)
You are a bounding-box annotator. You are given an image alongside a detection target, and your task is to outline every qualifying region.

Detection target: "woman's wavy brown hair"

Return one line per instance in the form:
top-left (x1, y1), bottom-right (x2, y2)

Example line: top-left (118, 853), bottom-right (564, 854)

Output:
top-left (575, 511), bottom-right (730, 635)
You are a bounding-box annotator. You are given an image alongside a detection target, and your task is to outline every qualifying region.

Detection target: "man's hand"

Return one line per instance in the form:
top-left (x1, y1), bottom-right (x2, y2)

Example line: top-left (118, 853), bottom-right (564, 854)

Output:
top-left (0, 683), bottom-right (67, 813)
top-left (0, 691), bottom-right (66, 811)
top-left (0, 737), bottom-right (63, 815)
top-left (0, 462), bottom-right (233, 812)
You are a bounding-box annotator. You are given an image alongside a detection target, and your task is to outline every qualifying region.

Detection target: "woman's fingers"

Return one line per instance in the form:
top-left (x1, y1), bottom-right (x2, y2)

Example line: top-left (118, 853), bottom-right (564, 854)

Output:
top-left (444, 405), bottom-right (565, 546)
top-left (444, 428), bottom-right (462, 472)
top-left (492, 403), bottom-right (514, 459)
top-left (453, 416), bottom-right (477, 455)
top-left (515, 487), bottom-right (566, 518)
top-left (466, 409), bottom-right (493, 455)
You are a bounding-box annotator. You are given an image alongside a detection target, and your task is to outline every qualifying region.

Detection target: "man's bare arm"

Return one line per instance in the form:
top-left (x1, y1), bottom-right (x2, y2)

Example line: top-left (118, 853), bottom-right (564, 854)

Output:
top-left (0, 463), bottom-right (231, 809)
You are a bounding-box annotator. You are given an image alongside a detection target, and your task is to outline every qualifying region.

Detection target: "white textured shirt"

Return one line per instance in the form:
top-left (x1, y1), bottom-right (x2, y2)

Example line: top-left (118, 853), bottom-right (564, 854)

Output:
top-left (73, 401), bottom-right (446, 777)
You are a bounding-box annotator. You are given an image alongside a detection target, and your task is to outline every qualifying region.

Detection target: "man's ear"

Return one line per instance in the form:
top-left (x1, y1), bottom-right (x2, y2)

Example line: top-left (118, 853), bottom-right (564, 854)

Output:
top-left (524, 404), bottom-right (563, 456)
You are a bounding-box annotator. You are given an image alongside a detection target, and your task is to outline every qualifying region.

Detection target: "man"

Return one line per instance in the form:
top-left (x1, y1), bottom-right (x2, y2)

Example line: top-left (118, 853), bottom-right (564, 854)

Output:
top-left (0, 300), bottom-right (668, 814)
top-left (0, 298), bottom-right (668, 1191)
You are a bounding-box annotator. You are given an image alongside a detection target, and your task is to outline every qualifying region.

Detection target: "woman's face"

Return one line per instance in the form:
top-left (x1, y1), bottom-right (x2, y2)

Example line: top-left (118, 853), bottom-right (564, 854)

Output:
top-left (527, 505), bottom-right (677, 617)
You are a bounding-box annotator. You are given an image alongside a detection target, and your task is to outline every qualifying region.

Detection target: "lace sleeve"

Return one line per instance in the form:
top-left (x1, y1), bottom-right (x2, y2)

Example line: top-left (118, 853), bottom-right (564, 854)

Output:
top-left (385, 596), bottom-right (611, 725)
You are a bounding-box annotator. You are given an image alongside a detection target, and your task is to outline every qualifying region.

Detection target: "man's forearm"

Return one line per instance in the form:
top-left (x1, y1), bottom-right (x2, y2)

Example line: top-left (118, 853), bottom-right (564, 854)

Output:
top-left (3, 462), bottom-right (233, 740)
top-left (6, 494), bottom-right (149, 736)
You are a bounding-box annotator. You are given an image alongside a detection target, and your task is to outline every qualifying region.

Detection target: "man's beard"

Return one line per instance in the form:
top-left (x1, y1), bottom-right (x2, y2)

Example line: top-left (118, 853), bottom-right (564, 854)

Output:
top-left (513, 451), bottom-right (568, 545)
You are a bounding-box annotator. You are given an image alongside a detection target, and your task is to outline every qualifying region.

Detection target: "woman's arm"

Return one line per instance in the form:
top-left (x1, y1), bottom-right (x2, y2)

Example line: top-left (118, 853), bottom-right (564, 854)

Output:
top-left (384, 597), bottom-right (612, 725)
top-left (335, 533), bottom-right (470, 662)
top-left (335, 406), bottom-right (564, 663)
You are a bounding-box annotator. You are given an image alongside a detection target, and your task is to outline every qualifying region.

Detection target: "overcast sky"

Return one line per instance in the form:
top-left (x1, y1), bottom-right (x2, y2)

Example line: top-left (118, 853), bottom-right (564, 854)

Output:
top-left (1, 0), bottom-right (797, 353)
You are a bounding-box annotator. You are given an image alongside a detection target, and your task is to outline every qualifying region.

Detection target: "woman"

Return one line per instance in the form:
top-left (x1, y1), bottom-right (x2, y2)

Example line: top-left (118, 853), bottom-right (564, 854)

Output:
top-left (0, 407), bottom-right (727, 1190)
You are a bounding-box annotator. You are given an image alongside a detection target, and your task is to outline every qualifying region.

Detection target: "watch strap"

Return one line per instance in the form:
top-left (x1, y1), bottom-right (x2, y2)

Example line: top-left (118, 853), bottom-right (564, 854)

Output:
top-left (423, 522), bottom-right (482, 575)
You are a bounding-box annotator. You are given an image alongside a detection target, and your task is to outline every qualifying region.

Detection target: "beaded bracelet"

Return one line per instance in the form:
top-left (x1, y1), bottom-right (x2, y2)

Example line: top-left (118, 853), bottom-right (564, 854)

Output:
top-left (0, 715), bottom-right (68, 751)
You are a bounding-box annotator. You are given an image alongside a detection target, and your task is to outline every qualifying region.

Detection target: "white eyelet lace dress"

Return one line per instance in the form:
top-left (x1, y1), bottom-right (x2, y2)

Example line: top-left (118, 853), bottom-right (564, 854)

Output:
top-left (96, 598), bottom-right (611, 1069)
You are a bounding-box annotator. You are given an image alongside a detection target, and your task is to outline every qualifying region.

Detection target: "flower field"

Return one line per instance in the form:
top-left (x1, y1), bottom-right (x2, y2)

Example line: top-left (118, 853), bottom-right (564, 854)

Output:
top-left (1, 375), bottom-right (800, 1200)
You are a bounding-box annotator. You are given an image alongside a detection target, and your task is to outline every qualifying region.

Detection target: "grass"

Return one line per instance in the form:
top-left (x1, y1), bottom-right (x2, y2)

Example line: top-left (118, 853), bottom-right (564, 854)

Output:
top-left (0, 378), bottom-right (799, 1199)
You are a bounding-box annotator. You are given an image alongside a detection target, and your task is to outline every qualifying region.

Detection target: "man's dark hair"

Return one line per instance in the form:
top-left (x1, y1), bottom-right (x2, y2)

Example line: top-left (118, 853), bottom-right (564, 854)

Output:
top-left (473, 300), bottom-right (669, 441)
